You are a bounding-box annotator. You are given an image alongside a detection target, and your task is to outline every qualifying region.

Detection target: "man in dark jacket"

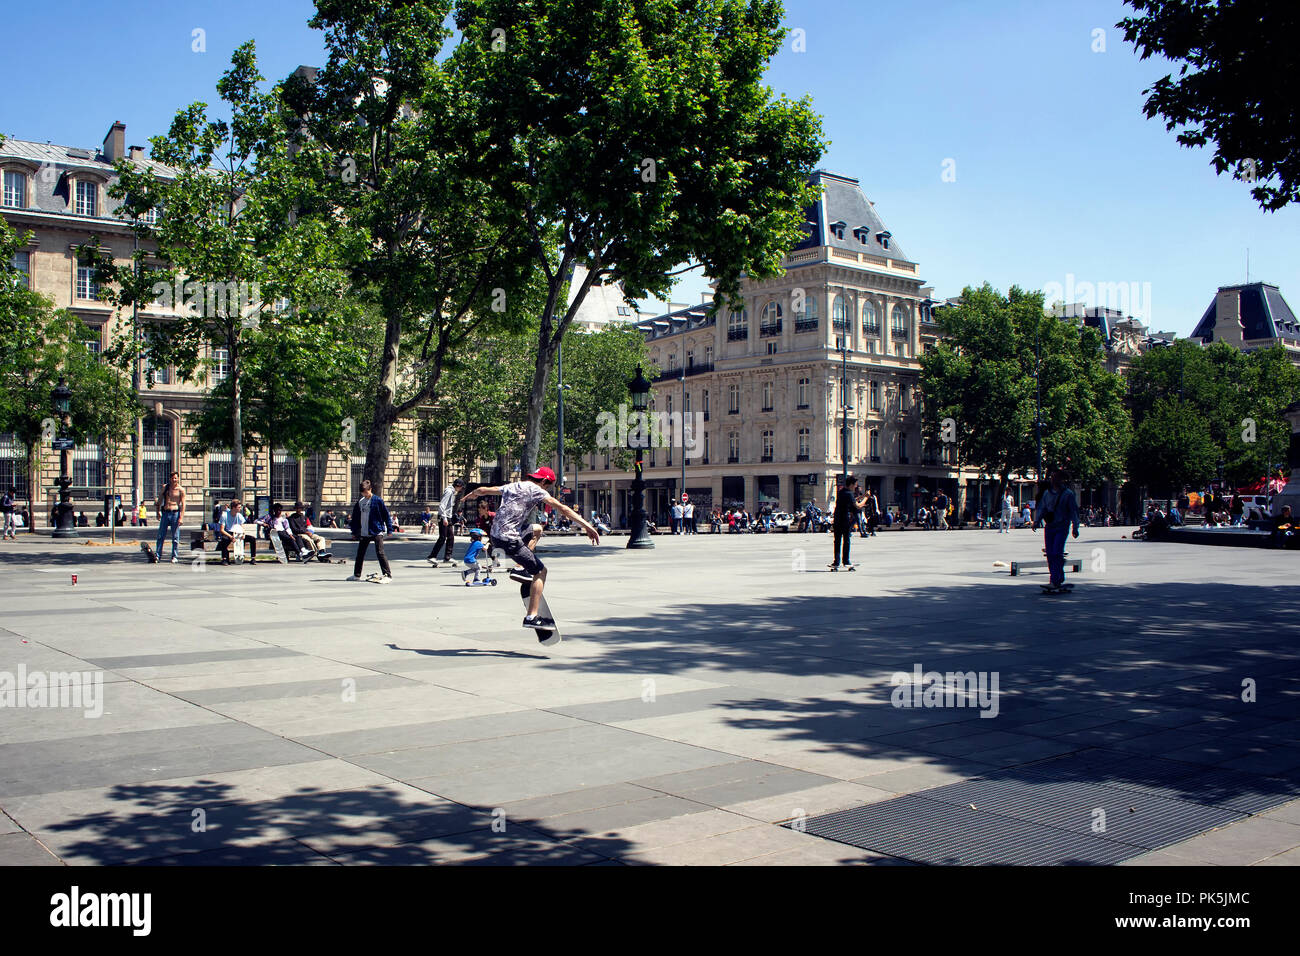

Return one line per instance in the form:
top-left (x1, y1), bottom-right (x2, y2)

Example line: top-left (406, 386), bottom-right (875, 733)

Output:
top-left (348, 479), bottom-right (393, 581)
top-left (831, 476), bottom-right (863, 570)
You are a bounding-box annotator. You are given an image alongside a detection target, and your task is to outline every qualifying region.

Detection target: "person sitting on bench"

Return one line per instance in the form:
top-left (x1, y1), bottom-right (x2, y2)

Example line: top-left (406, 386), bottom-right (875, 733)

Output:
top-left (260, 502), bottom-right (300, 558)
top-left (288, 501), bottom-right (327, 559)
top-left (217, 500), bottom-right (255, 564)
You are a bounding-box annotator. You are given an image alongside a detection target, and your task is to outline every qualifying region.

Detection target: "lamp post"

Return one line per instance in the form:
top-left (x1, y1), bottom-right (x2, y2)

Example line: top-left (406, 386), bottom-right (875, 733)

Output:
top-left (627, 366), bottom-right (654, 549)
top-left (837, 337), bottom-right (852, 483)
top-left (680, 367), bottom-right (687, 509)
top-left (51, 378), bottom-right (78, 538)
top-left (1034, 320), bottom-right (1044, 483)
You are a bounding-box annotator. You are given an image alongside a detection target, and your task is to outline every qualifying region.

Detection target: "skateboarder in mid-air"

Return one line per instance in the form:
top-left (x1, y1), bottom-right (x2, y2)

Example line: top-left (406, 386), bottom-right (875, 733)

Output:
top-left (464, 467), bottom-right (599, 634)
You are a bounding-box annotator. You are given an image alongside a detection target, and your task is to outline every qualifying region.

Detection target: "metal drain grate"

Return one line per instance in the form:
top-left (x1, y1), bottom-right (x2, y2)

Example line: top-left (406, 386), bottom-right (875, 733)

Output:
top-left (802, 795), bottom-right (1135, 866)
top-left (795, 748), bottom-right (1298, 865)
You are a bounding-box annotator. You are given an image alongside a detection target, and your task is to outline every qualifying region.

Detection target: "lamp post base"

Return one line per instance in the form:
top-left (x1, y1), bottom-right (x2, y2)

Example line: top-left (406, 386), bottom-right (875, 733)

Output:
top-left (52, 502), bottom-right (80, 539)
top-left (626, 512), bottom-right (655, 549)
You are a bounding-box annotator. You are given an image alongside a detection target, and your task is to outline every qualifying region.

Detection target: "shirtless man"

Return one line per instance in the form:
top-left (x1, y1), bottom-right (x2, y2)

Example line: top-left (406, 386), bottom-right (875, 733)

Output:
top-left (154, 471), bottom-right (187, 564)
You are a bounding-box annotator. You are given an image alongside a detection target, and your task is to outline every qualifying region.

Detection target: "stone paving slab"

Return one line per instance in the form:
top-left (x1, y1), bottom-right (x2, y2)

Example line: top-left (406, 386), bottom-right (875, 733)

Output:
top-left (2, 528), bottom-right (1299, 865)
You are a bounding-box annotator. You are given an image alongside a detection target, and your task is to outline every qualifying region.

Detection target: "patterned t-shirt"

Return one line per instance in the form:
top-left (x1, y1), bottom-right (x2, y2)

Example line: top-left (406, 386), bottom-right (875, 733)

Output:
top-left (490, 481), bottom-right (549, 541)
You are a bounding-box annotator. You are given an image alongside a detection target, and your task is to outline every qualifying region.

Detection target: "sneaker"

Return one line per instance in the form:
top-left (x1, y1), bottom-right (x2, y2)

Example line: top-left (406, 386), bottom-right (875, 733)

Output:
top-left (426, 556), bottom-right (438, 565)
top-left (522, 614), bottom-right (555, 629)
top-left (171, 556), bottom-right (179, 564)
top-left (461, 569), bottom-right (471, 583)
top-left (346, 574), bottom-right (363, 581)
top-left (374, 575), bottom-right (391, 584)
top-left (509, 568), bottom-right (534, 584)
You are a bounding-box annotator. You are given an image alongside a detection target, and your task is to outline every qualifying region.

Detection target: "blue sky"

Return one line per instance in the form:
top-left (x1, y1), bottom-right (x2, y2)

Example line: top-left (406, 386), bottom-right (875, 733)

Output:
top-left (3, 0), bottom-right (1295, 335)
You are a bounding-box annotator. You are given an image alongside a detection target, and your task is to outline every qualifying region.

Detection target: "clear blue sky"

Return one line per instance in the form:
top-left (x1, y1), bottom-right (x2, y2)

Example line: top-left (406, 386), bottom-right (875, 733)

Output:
top-left (3, 0), bottom-right (1295, 335)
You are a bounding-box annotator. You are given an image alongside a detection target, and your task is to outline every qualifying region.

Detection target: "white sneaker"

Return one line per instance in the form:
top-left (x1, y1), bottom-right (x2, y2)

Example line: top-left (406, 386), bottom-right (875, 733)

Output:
top-left (171, 556), bottom-right (179, 564)
top-left (374, 574), bottom-right (391, 583)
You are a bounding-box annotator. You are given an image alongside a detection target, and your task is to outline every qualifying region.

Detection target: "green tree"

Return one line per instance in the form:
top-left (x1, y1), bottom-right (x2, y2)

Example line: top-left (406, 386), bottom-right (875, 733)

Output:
top-left (452, 0), bottom-right (827, 475)
top-left (921, 283), bottom-right (1130, 508)
top-left (1119, 0), bottom-right (1300, 210)
top-left (89, 42), bottom-right (357, 501)
top-left (285, 0), bottom-right (546, 495)
top-left (1127, 397), bottom-right (1218, 494)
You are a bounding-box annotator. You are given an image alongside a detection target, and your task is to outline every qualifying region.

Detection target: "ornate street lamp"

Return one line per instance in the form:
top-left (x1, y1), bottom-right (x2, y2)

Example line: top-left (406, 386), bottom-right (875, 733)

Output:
top-left (627, 366), bottom-right (655, 549)
top-left (837, 338), bottom-right (852, 483)
top-left (51, 378), bottom-right (78, 538)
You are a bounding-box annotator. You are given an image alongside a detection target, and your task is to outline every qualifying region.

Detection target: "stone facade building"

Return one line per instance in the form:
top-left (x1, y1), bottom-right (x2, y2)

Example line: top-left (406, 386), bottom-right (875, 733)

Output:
top-left (569, 171), bottom-right (979, 524)
top-left (0, 123), bottom-right (443, 523)
top-left (1190, 282), bottom-right (1300, 365)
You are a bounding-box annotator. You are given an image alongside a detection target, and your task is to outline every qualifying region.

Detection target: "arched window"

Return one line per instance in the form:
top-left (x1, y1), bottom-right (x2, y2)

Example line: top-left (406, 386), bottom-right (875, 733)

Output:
top-left (795, 293), bottom-right (819, 332)
top-left (727, 309), bottom-right (748, 341)
top-left (832, 295), bottom-right (848, 333)
top-left (862, 301), bottom-right (879, 335)
top-left (760, 301), bottom-right (782, 337)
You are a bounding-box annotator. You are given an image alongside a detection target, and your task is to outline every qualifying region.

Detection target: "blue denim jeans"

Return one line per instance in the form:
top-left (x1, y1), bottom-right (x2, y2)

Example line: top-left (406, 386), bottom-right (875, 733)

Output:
top-left (156, 509), bottom-right (180, 560)
top-left (1044, 526), bottom-right (1069, 586)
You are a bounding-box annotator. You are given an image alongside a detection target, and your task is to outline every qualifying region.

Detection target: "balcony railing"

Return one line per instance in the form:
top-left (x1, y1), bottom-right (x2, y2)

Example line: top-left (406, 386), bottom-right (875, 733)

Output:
top-left (760, 454), bottom-right (773, 462)
top-left (728, 455), bottom-right (739, 463)
top-left (794, 317), bottom-right (818, 333)
top-left (727, 328), bottom-right (748, 341)
top-left (863, 323), bottom-right (880, 336)
top-left (653, 361), bottom-right (715, 383)
top-left (759, 320), bottom-right (782, 337)
top-left (796, 454), bottom-right (810, 461)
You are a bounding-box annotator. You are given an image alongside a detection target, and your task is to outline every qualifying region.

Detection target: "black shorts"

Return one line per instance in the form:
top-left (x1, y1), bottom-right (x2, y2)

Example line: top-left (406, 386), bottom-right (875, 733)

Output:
top-left (493, 535), bottom-right (544, 575)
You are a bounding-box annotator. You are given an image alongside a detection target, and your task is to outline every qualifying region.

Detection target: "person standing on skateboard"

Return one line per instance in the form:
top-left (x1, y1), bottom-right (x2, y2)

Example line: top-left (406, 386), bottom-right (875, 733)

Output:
top-left (1033, 467), bottom-right (1080, 590)
top-left (348, 479), bottom-right (393, 582)
top-left (464, 467), bottom-right (599, 630)
top-left (830, 475), bottom-right (864, 570)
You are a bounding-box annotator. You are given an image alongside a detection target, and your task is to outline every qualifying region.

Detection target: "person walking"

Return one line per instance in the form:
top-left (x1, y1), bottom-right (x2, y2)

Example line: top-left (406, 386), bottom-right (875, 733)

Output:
top-left (862, 487), bottom-right (880, 536)
top-left (830, 475), bottom-right (864, 570)
top-left (349, 479), bottom-right (393, 582)
top-left (427, 478), bottom-right (464, 565)
top-left (1, 485), bottom-right (15, 539)
top-left (1033, 467), bottom-right (1080, 592)
top-left (154, 471), bottom-right (186, 564)
top-left (935, 491), bottom-right (949, 531)
top-left (1000, 491), bottom-right (1014, 533)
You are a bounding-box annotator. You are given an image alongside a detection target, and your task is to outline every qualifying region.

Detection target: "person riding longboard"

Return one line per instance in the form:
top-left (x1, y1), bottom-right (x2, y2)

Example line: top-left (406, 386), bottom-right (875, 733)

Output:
top-left (464, 466), bottom-right (599, 638)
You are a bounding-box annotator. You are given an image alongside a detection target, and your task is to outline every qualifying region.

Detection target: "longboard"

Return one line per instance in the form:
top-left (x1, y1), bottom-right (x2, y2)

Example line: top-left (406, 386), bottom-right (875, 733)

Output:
top-left (140, 541), bottom-right (158, 563)
top-left (1040, 582), bottom-right (1074, 594)
top-left (520, 580), bottom-right (560, 645)
top-left (268, 529), bottom-right (289, 564)
top-left (828, 564), bottom-right (857, 572)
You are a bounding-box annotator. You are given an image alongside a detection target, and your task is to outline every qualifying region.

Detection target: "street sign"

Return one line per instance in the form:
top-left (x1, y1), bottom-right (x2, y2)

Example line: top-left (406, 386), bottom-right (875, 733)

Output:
top-left (51, 438), bottom-right (75, 450)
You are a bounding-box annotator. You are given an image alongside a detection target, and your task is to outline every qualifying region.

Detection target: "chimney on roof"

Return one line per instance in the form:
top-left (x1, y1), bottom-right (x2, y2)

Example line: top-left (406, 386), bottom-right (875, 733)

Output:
top-left (128, 145), bottom-right (146, 162)
top-left (669, 302), bottom-right (686, 312)
top-left (701, 292), bottom-right (714, 304)
top-left (1215, 287), bottom-right (1245, 346)
top-left (103, 121), bottom-right (126, 163)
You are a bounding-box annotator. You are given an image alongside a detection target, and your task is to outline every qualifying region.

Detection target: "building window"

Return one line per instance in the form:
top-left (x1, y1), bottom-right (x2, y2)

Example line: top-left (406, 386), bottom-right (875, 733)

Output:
top-left (686, 349), bottom-right (694, 369)
top-left (891, 304), bottom-right (908, 336)
top-left (830, 222), bottom-right (846, 240)
top-left (878, 231), bottom-right (891, 250)
top-left (212, 347), bottom-right (230, 382)
top-left (796, 294), bottom-right (819, 332)
top-left (703, 431), bottom-right (710, 464)
top-left (702, 389), bottom-right (710, 421)
top-left (10, 251), bottom-right (30, 289)
top-left (616, 305), bottom-right (631, 316)
top-left (862, 301), bottom-right (879, 336)
top-left (870, 380), bottom-right (880, 411)
top-left (728, 383), bottom-right (740, 414)
top-left (705, 345), bottom-right (714, 365)
top-left (76, 265), bottom-right (99, 301)
top-left (668, 353), bottom-right (678, 371)
top-left (798, 377), bottom-right (810, 408)
top-left (84, 329), bottom-right (103, 357)
top-left (870, 430), bottom-right (879, 460)
top-left (72, 441), bottom-right (104, 490)
top-left (75, 180), bottom-right (97, 217)
top-left (0, 433), bottom-right (29, 498)
top-left (3, 171), bottom-right (25, 209)
top-left (727, 309), bottom-right (748, 341)
top-left (728, 432), bottom-right (740, 463)
top-left (759, 301), bottom-right (782, 337)
top-left (798, 428), bottom-right (810, 460)
top-left (832, 294), bottom-right (849, 333)
top-left (767, 342), bottom-right (778, 355)
top-left (899, 435), bottom-right (908, 463)
top-left (762, 381), bottom-right (773, 411)
top-left (144, 354), bottom-right (170, 386)
top-left (761, 430), bottom-right (774, 462)
top-left (208, 455), bottom-right (237, 498)
top-left (142, 415), bottom-right (172, 503)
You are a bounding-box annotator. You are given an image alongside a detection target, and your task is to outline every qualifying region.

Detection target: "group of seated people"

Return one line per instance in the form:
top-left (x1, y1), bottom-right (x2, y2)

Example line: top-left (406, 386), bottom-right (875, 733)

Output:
top-left (212, 500), bottom-right (330, 565)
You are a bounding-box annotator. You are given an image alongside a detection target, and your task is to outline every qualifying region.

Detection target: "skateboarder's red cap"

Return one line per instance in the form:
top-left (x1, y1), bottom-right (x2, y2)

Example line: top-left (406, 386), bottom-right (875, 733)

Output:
top-left (528, 467), bottom-right (556, 483)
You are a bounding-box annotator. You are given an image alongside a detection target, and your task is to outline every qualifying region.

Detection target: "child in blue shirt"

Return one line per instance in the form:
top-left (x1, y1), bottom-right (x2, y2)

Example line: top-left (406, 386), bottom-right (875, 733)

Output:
top-left (461, 529), bottom-right (489, 583)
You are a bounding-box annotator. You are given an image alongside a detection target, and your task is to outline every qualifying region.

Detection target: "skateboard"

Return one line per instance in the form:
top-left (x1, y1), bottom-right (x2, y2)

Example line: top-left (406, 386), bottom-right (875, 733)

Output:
top-left (1040, 582), bottom-right (1074, 594)
top-left (140, 542), bottom-right (158, 563)
top-left (268, 529), bottom-right (289, 564)
top-left (520, 580), bottom-right (560, 645)
top-left (365, 571), bottom-right (391, 583)
top-left (233, 530), bottom-right (246, 563)
top-left (828, 564), bottom-right (856, 572)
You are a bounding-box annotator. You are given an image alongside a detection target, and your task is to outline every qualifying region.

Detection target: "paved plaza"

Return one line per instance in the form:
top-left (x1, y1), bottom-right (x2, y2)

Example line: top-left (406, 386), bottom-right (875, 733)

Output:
top-left (1, 526), bottom-right (1298, 866)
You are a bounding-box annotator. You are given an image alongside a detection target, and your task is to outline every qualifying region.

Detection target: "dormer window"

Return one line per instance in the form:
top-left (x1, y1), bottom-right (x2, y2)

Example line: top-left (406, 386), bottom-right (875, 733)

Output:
top-left (3, 170), bottom-right (27, 209)
top-left (830, 221), bottom-right (846, 241)
top-left (853, 228), bottom-right (870, 244)
top-left (876, 231), bottom-right (891, 250)
top-left (75, 180), bottom-right (98, 217)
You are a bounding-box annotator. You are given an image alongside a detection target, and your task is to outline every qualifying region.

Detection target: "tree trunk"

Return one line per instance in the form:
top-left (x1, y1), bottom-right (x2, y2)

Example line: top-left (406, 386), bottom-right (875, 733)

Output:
top-left (230, 329), bottom-right (244, 501)
top-left (311, 452), bottom-right (325, 520)
top-left (364, 314), bottom-right (403, 495)
top-left (519, 335), bottom-right (554, 478)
